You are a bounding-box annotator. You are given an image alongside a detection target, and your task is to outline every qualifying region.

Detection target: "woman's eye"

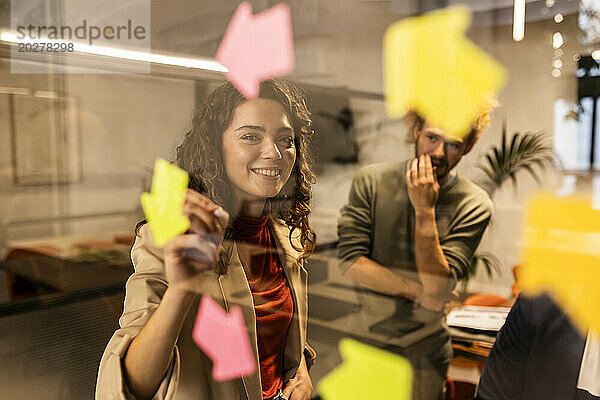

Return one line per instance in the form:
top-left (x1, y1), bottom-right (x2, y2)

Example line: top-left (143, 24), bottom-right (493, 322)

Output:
top-left (279, 136), bottom-right (295, 147)
top-left (427, 135), bottom-right (439, 142)
top-left (241, 133), bottom-right (260, 141)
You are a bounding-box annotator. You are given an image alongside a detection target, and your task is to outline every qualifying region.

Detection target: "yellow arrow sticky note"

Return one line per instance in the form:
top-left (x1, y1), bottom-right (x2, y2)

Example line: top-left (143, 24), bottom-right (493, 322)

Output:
top-left (140, 158), bottom-right (190, 247)
top-left (319, 339), bottom-right (412, 400)
top-left (520, 194), bottom-right (600, 333)
top-left (383, 6), bottom-right (507, 139)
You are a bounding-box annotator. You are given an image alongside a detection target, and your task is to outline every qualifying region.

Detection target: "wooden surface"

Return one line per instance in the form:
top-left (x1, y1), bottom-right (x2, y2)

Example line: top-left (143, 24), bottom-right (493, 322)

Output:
top-left (2, 232), bottom-right (134, 295)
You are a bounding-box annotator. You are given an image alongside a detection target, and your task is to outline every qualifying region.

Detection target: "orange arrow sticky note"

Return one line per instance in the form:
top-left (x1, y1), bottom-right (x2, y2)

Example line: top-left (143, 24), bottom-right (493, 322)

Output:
top-left (520, 194), bottom-right (600, 333)
top-left (383, 6), bottom-right (506, 139)
top-left (140, 159), bottom-right (190, 247)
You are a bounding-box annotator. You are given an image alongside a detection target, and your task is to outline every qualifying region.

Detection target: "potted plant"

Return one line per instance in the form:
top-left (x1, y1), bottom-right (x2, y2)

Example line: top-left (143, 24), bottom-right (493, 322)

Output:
top-left (466, 122), bottom-right (556, 284)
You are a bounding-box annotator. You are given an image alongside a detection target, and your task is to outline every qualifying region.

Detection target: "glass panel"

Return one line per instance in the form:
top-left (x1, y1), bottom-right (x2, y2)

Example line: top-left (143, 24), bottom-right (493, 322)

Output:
top-left (553, 98), bottom-right (581, 170)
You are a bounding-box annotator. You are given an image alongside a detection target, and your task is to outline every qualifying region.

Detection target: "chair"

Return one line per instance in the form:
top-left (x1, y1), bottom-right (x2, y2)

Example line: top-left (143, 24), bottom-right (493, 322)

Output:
top-left (463, 293), bottom-right (509, 307)
top-left (512, 264), bottom-right (521, 298)
top-left (445, 377), bottom-right (477, 400)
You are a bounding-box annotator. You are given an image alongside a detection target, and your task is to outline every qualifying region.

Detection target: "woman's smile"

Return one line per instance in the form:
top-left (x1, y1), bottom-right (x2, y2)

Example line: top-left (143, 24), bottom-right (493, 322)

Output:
top-left (250, 167), bottom-right (283, 178)
top-left (222, 98), bottom-right (296, 209)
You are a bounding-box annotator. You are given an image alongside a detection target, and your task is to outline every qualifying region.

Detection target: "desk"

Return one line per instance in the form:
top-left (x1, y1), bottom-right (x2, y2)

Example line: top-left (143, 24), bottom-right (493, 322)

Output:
top-left (446, 306), bottom-right (505, 395)
top-left (308, 280), bottom-right (446, 349)
top-left (305, 249), bottom-right (506, 400)
top-left (447, 304), bottom-right (507, 360)
top-left (304, 251), bottom-right (454, 393)
top-left (1, 232), bottom-right (133, 296)
top-left (1, 255), bottom-right (132, 293)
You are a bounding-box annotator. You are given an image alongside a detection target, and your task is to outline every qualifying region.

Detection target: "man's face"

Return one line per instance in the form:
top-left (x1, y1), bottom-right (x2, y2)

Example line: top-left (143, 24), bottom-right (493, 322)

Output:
top-left (413, 121), bottom-right (471, 181)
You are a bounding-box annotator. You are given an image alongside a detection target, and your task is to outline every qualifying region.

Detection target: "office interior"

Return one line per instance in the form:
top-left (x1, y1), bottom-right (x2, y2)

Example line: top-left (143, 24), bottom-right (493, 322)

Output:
top-left (0, 0), bottom-right (598, 399)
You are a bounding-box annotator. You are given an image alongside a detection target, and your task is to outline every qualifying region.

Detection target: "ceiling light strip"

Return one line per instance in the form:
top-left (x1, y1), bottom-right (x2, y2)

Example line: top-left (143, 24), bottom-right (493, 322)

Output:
top-left (0, 31), bottom-right (228, 73)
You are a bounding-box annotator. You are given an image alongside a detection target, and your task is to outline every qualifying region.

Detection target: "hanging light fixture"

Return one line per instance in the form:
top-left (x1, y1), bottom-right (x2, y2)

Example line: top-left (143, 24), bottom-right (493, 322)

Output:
top-left (553, 32), bottom-right (564, 49)
top-left (513, 0), bottom-right (526, 41)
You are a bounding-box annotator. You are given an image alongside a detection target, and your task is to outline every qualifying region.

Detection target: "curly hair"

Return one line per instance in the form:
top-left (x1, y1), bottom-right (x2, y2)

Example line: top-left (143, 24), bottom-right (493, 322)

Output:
top-left (406, 98), bottom-right (499, 149)
top-left (175, 79), bottom-right (317, 273)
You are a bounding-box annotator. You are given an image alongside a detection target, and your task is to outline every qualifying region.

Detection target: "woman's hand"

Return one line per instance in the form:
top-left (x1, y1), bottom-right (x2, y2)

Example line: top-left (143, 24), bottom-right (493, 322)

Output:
top-left (163, 190), bottom-right (229, 293)
top-left (281, 355), bottom-right (313, 400)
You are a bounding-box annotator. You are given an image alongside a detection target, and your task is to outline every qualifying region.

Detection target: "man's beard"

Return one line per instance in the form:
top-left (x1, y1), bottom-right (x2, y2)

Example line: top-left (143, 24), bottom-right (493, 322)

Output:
top-left (431, 159), bottom-right (448, 179)
top-left (413, 149), bottom-right (449, 179)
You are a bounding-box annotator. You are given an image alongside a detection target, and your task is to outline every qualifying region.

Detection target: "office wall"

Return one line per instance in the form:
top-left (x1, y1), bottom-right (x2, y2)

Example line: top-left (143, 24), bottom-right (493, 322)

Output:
top-left (0, 291), bottom-right (124, 398)
top-left (303, 14), bottom-right (583, 296)
top-left (0, 68), bottom-right (195, 250)
top-left (0, 8), bottom-right (585, 295)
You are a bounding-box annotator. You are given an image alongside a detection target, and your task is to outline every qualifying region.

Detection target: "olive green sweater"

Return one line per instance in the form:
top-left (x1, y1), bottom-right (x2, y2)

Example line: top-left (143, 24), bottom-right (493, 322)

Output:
top-left (338, 161), bottom-right (492, 328)
top-left (338, 160), bottom-right (492, 308)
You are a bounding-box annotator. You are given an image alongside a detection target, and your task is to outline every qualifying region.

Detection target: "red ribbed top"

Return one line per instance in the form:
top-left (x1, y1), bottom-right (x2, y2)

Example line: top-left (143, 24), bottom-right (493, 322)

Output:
top-left (232, 206), bottom-right (294, 399)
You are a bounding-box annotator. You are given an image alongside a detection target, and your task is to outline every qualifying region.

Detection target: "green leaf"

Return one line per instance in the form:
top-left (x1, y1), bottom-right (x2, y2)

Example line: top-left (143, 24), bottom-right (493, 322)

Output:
top-left (509, 171), bottom-right (518, 192)
top-left (480, 165), bottom-right (497, 183)
top-left (477, 129), bottom-right (555, 195)
top-left (467, 252), bottom-right (502, 281)
top-left (521, 163), bottom-right (543, 185)
top-left (508, 132), bottom-right (521, 167)
top-left (493, 147), bottom-right (504, 170)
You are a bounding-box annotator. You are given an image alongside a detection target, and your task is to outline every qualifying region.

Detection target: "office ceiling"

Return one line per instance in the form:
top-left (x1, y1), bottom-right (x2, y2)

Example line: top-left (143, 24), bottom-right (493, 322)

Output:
top-left (149, 0), bottom-right (580, 58)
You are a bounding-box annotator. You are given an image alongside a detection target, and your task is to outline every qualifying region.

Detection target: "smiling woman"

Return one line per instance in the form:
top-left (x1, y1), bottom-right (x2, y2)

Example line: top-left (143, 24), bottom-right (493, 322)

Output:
top-left (96, 80), bottom-right (317, 400)
top-left (222, 99), bottom-right (298, 211)
top-left (176, 80), bottom-right (316, 265)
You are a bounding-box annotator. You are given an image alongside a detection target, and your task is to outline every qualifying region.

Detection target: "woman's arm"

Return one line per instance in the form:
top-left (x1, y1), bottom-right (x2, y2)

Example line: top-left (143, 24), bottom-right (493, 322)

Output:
top-left (123, 190), bottom-right (229, 399)
top-left (122, 287), bottom-right (196, 399)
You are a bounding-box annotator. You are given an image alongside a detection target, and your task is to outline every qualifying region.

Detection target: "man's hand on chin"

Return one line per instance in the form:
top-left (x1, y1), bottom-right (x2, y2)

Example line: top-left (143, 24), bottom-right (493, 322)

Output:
top-left (406, 155), bottom-right (440, 212)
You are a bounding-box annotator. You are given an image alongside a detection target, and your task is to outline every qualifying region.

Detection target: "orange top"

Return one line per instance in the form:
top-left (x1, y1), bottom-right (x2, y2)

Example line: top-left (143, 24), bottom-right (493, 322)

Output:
top-left (232, 209), bottom-right (294, 399)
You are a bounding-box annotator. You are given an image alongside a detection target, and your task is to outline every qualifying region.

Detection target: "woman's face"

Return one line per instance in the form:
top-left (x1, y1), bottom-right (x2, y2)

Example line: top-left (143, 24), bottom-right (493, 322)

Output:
top-left (222, 98), bottom-right (296, 206)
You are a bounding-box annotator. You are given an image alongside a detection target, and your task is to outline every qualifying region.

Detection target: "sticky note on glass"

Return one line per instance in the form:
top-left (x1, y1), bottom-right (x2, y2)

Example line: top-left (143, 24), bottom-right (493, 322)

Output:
top-left (216, 1), bottom-right (294, 99)
top-left (140, 158), bottom-right (190, 247)
top-left (193, 294), bottom-right (256, 381)
top-left (319, 339), bottom-right (412, 400)
top-left (383, 6), bottom-right (506, 139)
top-left (520, 194), bottom-right (600, 333)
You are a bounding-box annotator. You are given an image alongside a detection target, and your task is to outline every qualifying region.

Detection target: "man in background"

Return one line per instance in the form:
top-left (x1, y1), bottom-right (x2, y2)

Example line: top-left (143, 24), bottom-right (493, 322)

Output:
top-left (337, 106), bottom-right (495, 400)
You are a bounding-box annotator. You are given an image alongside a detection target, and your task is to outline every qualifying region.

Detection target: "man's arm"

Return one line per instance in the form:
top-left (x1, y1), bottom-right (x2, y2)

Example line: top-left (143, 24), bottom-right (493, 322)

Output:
top-left (338, 168), bottom-right (419, 296)
top-left (344, 256), bottom-right (422, 299)
top-left (337, 166), bottom-right (451, 311)
top-left (407, 156), bottom-right (453, 296)
top-left (344, 256), bottom-right (453, 311)
top-left (409, 155), bottom-right (493, 298)
top-left (414, 208), bottom-right (454, 295)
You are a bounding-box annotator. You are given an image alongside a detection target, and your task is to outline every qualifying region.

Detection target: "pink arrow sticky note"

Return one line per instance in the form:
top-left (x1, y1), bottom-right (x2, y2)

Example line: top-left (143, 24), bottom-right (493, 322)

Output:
top-left (215, 1), bottom-right (294, 99)
top-left (192, 294), bottom-right (256, 381)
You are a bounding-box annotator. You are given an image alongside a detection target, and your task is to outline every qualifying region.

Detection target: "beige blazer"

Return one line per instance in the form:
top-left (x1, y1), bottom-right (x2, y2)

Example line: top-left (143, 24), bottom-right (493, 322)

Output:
top-left (96, 219), bottom-right (313, 400)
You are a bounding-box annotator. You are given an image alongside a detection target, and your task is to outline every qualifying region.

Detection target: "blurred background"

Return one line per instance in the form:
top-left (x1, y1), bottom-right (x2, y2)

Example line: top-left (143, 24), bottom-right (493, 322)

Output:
top-left (0, 0), bottom-right (598, 398)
